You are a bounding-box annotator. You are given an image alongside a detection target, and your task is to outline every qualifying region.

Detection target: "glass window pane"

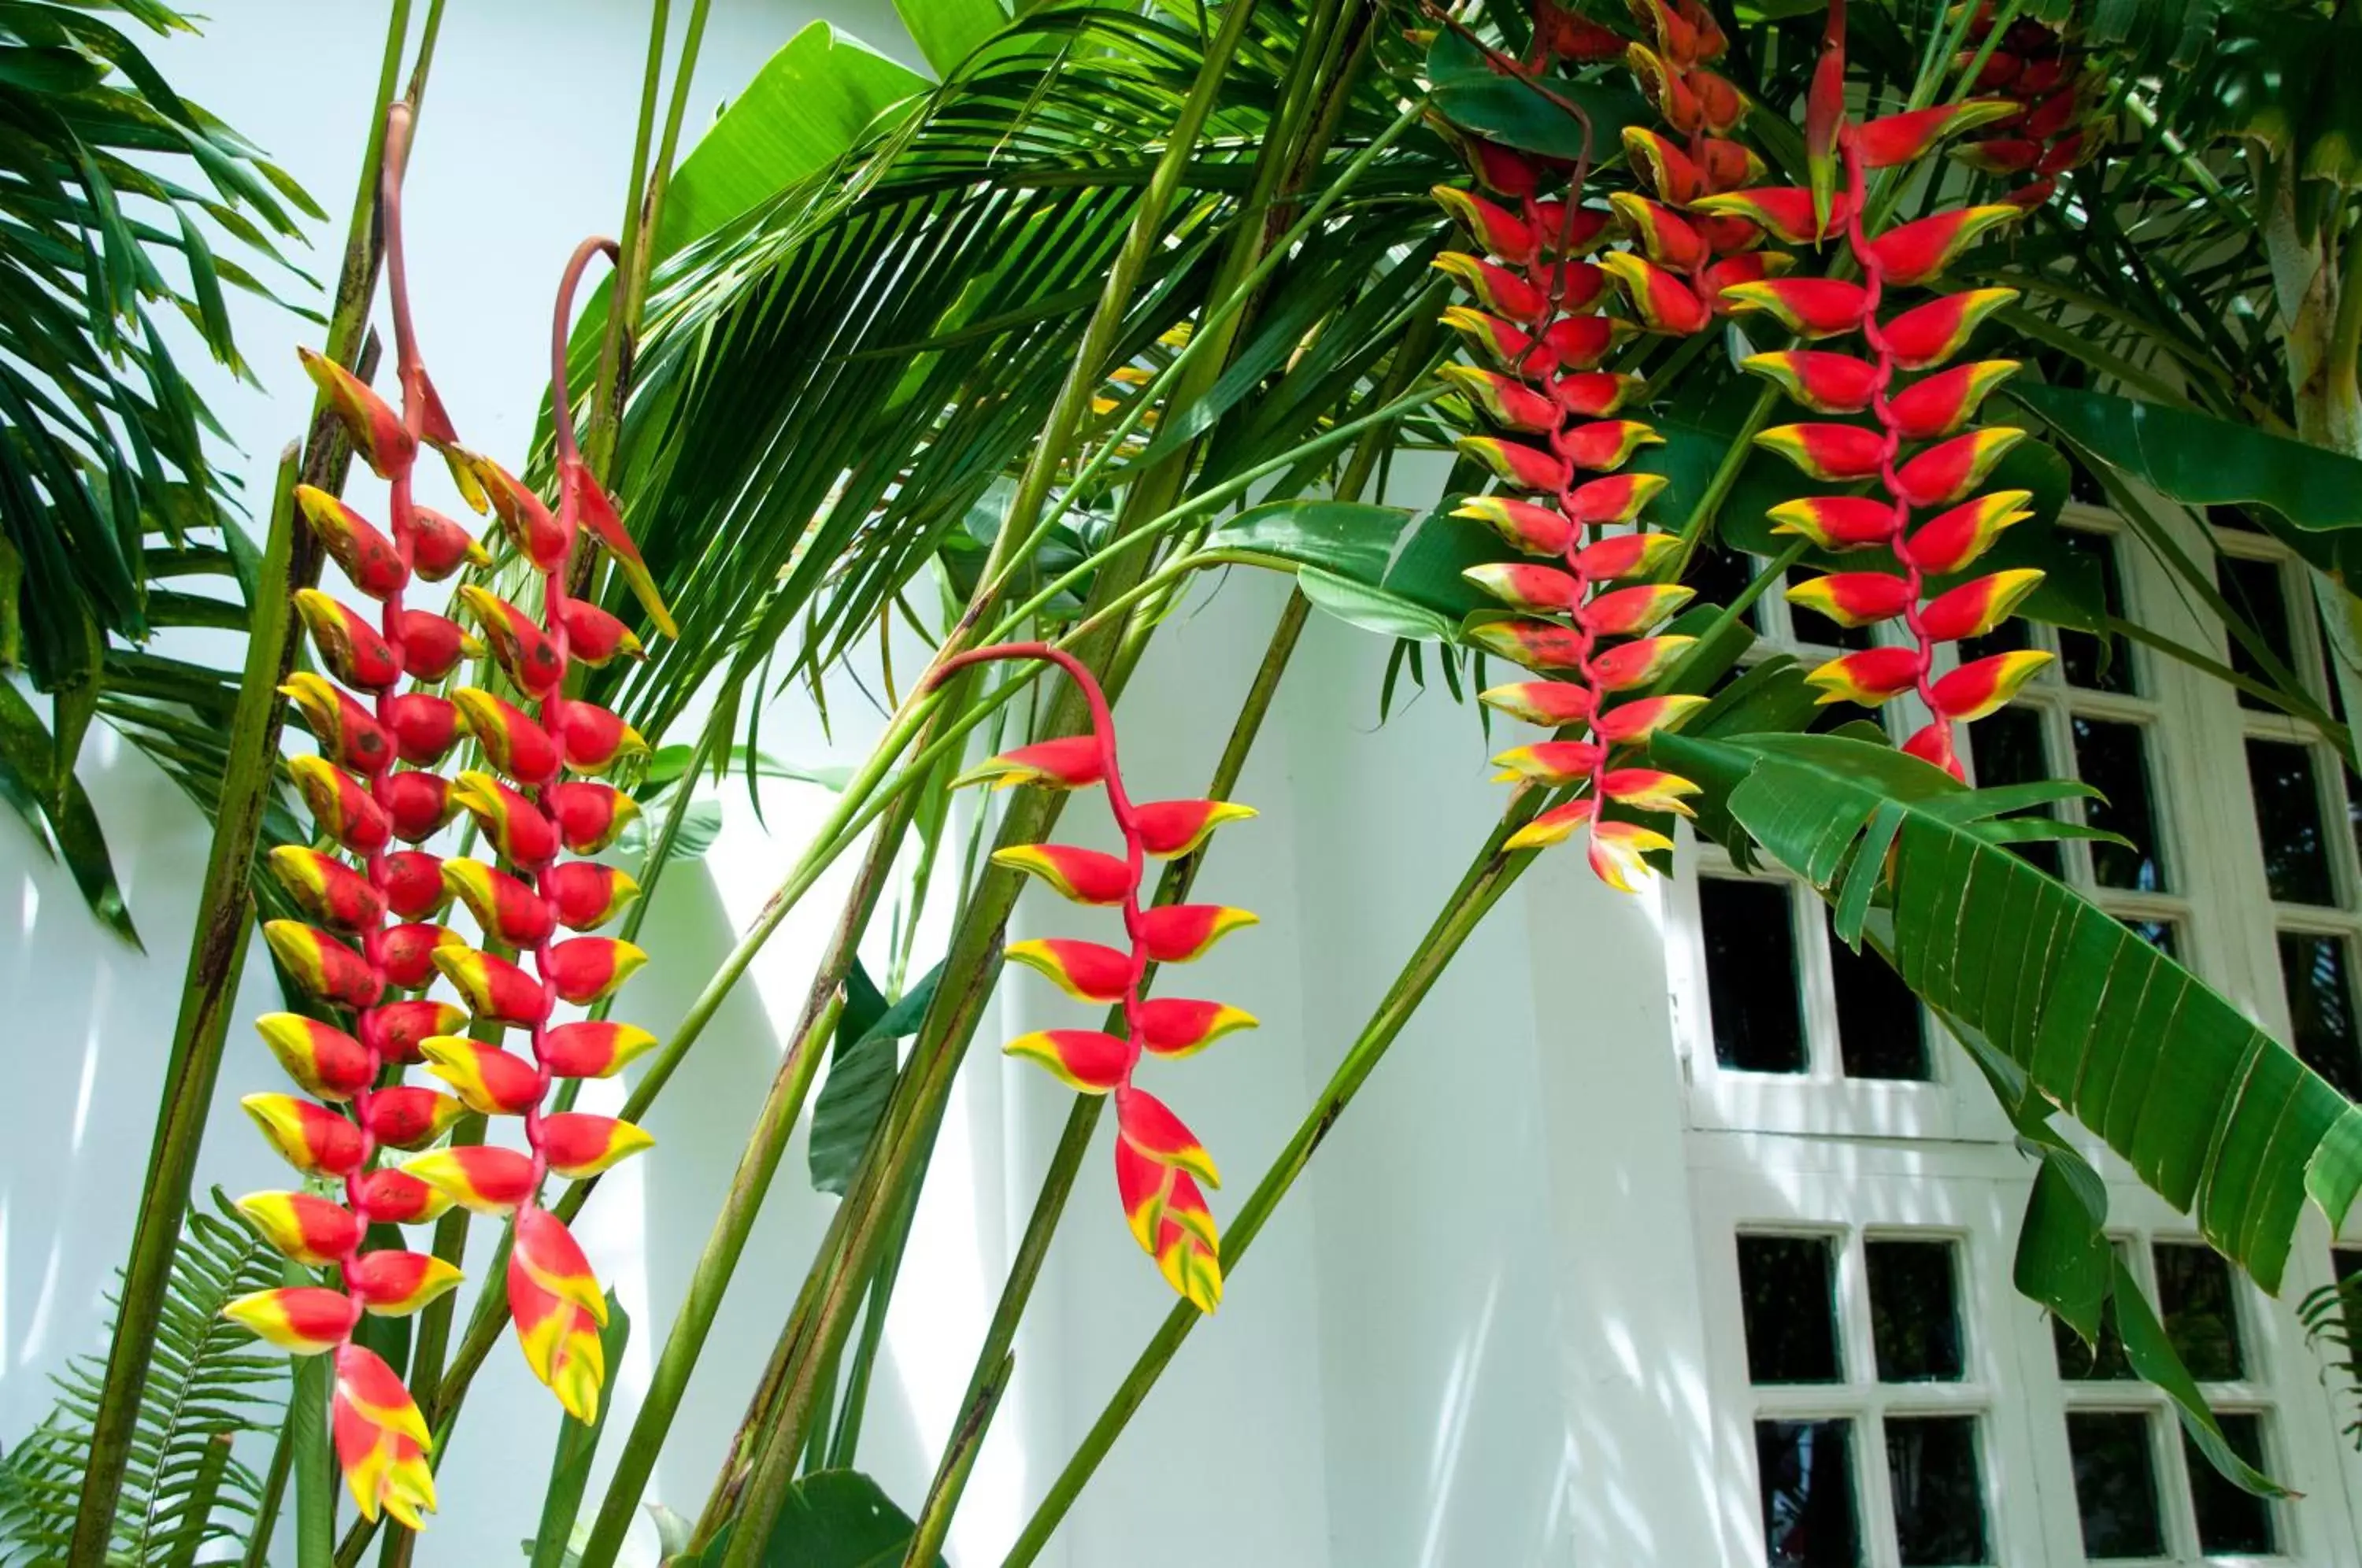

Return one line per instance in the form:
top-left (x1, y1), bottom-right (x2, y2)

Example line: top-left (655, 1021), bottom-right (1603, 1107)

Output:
top-left (1702, 878), bottom-right (1807, 1073)
top-left (2220, 554), bottom-right (2297, 712)
top-left (2278, 930), bottom-right (2362, 1098)
top-left (1867, 1239), bottom-right (1964, 1382)
top-left (2152, 1241), bottom-right (2245, 1381)
top-left (1757, 1418), bottom-right (1863, 1567)
top-left (1965, 705), bottom-right (2060, 878)
top-left (2186, 1411), bottom-right (2276, 1555)
top-left (2057, 531), bottom-right (2133, 693)
top-left (1958, 613), bottom-right (2031, 669)
top-left (2071, 718), bottom-right (2168, 891)
top-left (1830, 915), bottom-right (1928, 1081)
top-left (1739, 1234), bottom-right (1843, 1384)
top-left (2056, 1248), bottom-right (2135, 1381)
top-left (2246, 738), bottom-right (2338, 905)
top-left (1689, 545), bottom-right (1762, 633)
top-left (2123, 918), bottom-right (2179, 959)
top-left (1885, 1416), bottom-right (1990, 1566)
top-left (2066, 1411), bottom-right (2166, 1559)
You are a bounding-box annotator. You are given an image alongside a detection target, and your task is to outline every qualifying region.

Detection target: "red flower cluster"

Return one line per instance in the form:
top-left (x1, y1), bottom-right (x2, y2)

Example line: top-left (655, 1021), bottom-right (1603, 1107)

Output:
top-left (935, 644), bottom-right (1257, 1311)
top-left (1953, 4), bottom-right (2105, 209)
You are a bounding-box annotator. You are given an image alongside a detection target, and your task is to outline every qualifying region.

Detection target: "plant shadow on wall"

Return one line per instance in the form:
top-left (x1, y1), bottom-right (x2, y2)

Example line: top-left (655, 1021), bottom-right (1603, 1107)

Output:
top-left (16, 0), bottom-right (2362, 1562)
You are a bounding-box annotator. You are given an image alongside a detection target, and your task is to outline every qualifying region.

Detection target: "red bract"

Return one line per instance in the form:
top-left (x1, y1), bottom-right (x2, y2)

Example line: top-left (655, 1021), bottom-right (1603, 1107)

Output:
top-left (935, 642), bottom-right (1257, 1313)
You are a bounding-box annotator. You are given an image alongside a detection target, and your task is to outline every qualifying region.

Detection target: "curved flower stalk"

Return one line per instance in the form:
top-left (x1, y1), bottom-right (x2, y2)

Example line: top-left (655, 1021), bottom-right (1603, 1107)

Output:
top-left (221, 104), bottom-right (486, 1530)
top-left (1726, 13), bottom-right (2049, 778)
top-left (1951, 3), bottom-right (2106, 210)
top-left (929, 643), bottom-right (1258, 1311)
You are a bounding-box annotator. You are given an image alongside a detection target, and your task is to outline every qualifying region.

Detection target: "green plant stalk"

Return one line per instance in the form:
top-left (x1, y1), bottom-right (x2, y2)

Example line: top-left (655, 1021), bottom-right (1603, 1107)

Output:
top-left (241, 1393), bottom-right (299, 1568)
top-left (163, 1432), bottom-right (234, 1568)
top-left (293, 1345), bottom-right (334, 1568)
top-left (579, 0), bottom-right (670, 477)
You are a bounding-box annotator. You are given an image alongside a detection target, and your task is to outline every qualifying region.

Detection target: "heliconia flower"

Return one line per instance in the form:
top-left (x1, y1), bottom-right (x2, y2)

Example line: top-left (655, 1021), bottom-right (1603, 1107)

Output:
top-left (540, 1020), bottom-right (661, 1078)
top-left (2005, 176), bottom-right (2060, 211)
top-left (294, 486), bottom-right (407, 600)
top-left (1894, 427), bottom-right (2025, 507)
top-left (402, 505), bottom-right (488, 582)
top-left (1113, 1085), bottom-right (1219, 1186)
top-left (1627, 43), bottom-right (1707, 134)
top-left (1442, 305), bottom-right (1535, 369)
top-left (379, 923), bottom-right (463, 989)
top-left (1887, 360), bottom-right (2020, 440)
top-left (1575, 525), bottom-right (1681, 580)
top-left (1765, 497), bottom-right (1893, 551)
top-left (543, 936), bottom-right (647, 1005)
top-left (237, 1192), bottom-right (365, 1267)
top-left (1917, 568), bottom-right (2045, 642)
top-left (1786, 571), bottom-right (1916, 627)
top-left (538, 1113), bottom-right (655, 1179)
top-left (1880, 287), bottom-right (2019, 371)
top-left (363, 999), bottom-right (468, 1065)
top-left (1131, 799), bottom-right (1256, 859)
top-left (1954, 135), bottom-right (2043, 174)
top-left (1432, 252), bottom-right (1548, 320)
top-left (1463, 563), bottom-right (1583, 614)
top-left (1555, 420), bottom-right (1664, 471)
top-left (363, 1086), bottom-right (466, 1150)
top-left (439, 856), bottom-right (557, 948)
top-left (450, 771), bottom-right (561, 864)
top-left (1742, 349), bottom-right (1879, 413)
top-left (264, 921), bottom-right (383, 1011)
top-left (383, 692), bottom-right (461, 767)
top-left (1453, 495), bottom-right (1574, 556)
top-left (1690, 68), bottom-right (1749, 135)
top-left (431, 945), bottom-right (549, 1027)
top-left (1928, 649), bottom-right (2053, 720)
top-left (1805, 645), bottom-right (1925, 705)
top-left (1526, 258), bottom-right (1608, 311)
top-left (404, 1145), bottom-right (538, 1215)
top-left (544, 781), bottom-right (639, 854)
top-left (554, 598), bottom-right (644, 665)
top-left (294, 590), bottom-right (402, 691)
top-left (544, 861), bottom-right (640, 931)
top-left (1866, 205), bottom-right (2021, 287)
top-left (357, 1167), bottom-right (452, 1226)
top-left (1551, 371), bottom-right (1649, 419)
top-left (1539, 313), bottom-right (1638, 372)
top-left (1901, 489), bottom-right (2034, 574)
top-left (420, 1036), bottom-right (544, 1115)
top-left (451, 688), bottom-right (561, 785)
top-left (1690, 186), bottom-right (1855, 244)
top-left (345, 1250), bottom-right (464, 1316)
top-left (1700, 252), bottom-right (1791, 312)
top-left (1598, 253), bottom-right (1710, 335)
top-left (1609, 193), bottom-right (1710, 269)
top-left (1721, 278), bottom-right (1870, 338)
top-left (1582, 581), bottom-right (1694, 636)
top-left (243, 1093), bottom-right (365, 1178)
top-left (459, 586), bottom-right (567, 699)
top-left (553, 702), bottom-right (646, 774)
top-left (1623, 126), bottom-right (1706, 205)
top-left (1694, 209), bottom-right (1764, 253)
top-left (1502, 797), bottom-right (1597, 851)
top-left (1134, 998), bottom-right (1257, 1058)
top-left (1493, 739), bottom-right (1605, 786)
top-left (380, 770), bottom-right (460, 844)
top-left (1154, 1207), bottom-right (1222, 1314)
top-left (1432, 184), bottom-right (1539, 265)
top-left (289, 753), bottom-right (390, 854)
top-left (508, 1256), bottom-right (605, 1426)
top-left (1459, 435), bottom-right (1572, 492)
top-left (331, 1344), bottom-right (436, 1527)
top-left (469, 453), bottom-right (572, 571)
top-left (1116, 1137), bottom-right (1172, 1253)
top-left (225, 1286), bottom-right (361, 1355)
top-left (282, 673), bottom-right (394, 775)
top-left (991, 844), bottom-right (1133, 905)
top-left (1466, 617), bottom-right (1589, 670)
top-left (1589, 819), bottom-right (1679, 893)
top-left (297, 347), bottom-right (413, 480)
top-left (1804, 0), bottom-right (1847, 227)
top-left (1479, 679), bottom-right (1596, 726)
top-left (1594, 692), bottom-right (1708, 742)
top-left (561, 455), bottom-right (676, 638)
top-left (396, 611), bottom-right (477, 682)
top-left (1438, 364), bottom-right (1560, 432)
top-left (1755, 421), bottom-right (1886, 481)
top-left (953, 734), bottom-right (1105, 792)
top-left (1538, 0), bottom-right (1630, 62)
top-left (1006, 936), bottom-right (1132, 1002)
top-left (1005, 1028), bottom-right (1131, 1092)
top-left (1523, 199), bottom-right (1616, 257)
top-left (268, 846), bottom-right (386, 932)
top-left (1901, 720), bottom-right (1960, 777)
top-left (1600, 767), bottom-right (1701, 815)
top-left (1856, 100), bottom-right (2020, 167)
top-left (1591, 634), bottom-right (1700, 692)
top-left (1136, 904), bottom-right (1258, 963)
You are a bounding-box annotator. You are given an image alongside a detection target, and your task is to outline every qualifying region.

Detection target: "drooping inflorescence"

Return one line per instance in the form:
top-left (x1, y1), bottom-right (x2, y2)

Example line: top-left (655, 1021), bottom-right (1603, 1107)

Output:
top-left (935, 644), bottom-right (1258, 1311)
top-left (1951, 2), bottom-right (2106, 211)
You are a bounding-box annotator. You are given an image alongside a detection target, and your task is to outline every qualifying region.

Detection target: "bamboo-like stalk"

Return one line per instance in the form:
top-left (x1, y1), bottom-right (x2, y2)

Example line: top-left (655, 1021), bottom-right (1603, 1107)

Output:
top-left (293, 1335), bottom-right (334, 1568)
top-left (163, 1432), bottom-right (235, 1568)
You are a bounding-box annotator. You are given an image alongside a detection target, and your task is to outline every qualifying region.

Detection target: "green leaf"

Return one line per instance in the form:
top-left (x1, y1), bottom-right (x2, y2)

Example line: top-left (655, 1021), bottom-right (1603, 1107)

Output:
top-left (0, 677), bottom-right (139, 948)
top-left (1207, 498), bottom-right (1516, 639)
top-left (893, 0), bottom-right (1009, 77)
top-left (759, 1470), bottom-right (945, 1568)
top-left (808, 960), bottom-right (944, 1196)
top-left (1423, 32), bottom-right (1649, 163)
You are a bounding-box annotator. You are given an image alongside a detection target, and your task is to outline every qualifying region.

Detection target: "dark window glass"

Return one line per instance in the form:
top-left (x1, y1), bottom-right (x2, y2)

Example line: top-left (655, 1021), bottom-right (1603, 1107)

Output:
top-left (1966, 705), bottom-right (2060, 877)
top-left (2153, 1241), bottom-right (2245, 1381)
top-left (1702, 878), bottom-right (1807, 1073)
top-left (2124, 919), bottom-right (2179, 959)
top-left (2279, 930), bottom-right (2362, 1098)
top-left (1957, 615), bottom-right (2030, 672)
top-left (1739, 1234), bottom-right (1842, 1384)
top-left (1885, 1417), bottom-right (1989, 1566)
top-left (2186, 1411), bottom-right (2276, 1555)
top-left (2066, 1411), bottom-right (2165, 1559)
top-left (1867, 1240), bottom-right (1963, 1381)
top-left (2072, 718), bottom-right (2167, 891)
top-left (2210, 504), bottom-right (2265, 535)
top-left (2056, 1249), bottom-right (2135, 1381)
top-left (2057, 531), bottom-right (2133, 693)
top-left (1689, 545), bottom-right (1762, 633)
top-left (2220, 553), bottom-right (2297, 712)
top-left (1757, 1418), bottom-right (1863, 1566)
top-left (1830, 915), bottom-right (1927, 1081)
top-left (2246, 738), bottom-right (2336, 905)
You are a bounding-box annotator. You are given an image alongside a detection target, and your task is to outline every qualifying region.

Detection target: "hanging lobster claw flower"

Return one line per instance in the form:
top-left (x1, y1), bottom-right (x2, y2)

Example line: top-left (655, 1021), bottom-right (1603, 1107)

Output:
top-left (1590, 819), bottom-right (1679, 893)
top-left (553, 702), bottom-right (647, 774)
top-left (236, 1192), bottom-right (364, 1267)
top-left (357, 1167), bottom-right (452, 1226)
top-left (561, 455), bottom-right (676, 638)
top-left (1622, 127), bottom-right (1706, 205)
top-left (1116, 1137), bottom-right (1172, 1255)
top-left (1902, 490), bottom-right (2034, 574)
top-left (1786, 571), bottom-right (1916, 627)
top-left (1137, 904), bottom-right (1258, 963)
top-left (1438, 364), bottom-right (1560, 432)
top-left (268, 847), bottom-right (386, 933)
top-left (296, 347), bottom-right (413, 480)
top-left (1538, 313), bottom-right (1637, 372)
top-left (420, 1037), bottom-right (544, 1115)
top-left (440, 857), bottom-right (557, 947)
top-left (398, 610), bottom-right (478, 682)
top-left (282, 673), bottom-right (393, 775)
top-left (331, 1344), bottom-right (437, 1529)
top-left (1887, 361), bottom-right (2020, 439)
top-left (1855, 100), bottom-right (2020, 167)
top-left (1464, 563), bottom-right (1583, 614)
top-left (459, 586), bottom-right (568, 699)
top-left (346, 1250), bottom-right (465, 1316)
top-left (403, 1145), bottom-right (537, 1215)
top-left (452, 689), bottom-right (561, 785)
top-left (538, 1114), bottom-right (654, 1179)
top-left (1721, 278), bottom-right (1870, 338)
top-left (1504, 797), bottom-right (1597, 852)
top-left (450, 771), bottom-right (561, 864)
top-left (363, 999), bottom-right (468, 1064)
top-left (1466, 618), bottom-right (1589, 670)
top-left (1804, 0), bottom-right (1848, 229)
top-left (545, 937), bottom-right (648, 1005)
top-left (1595, 693), bottom-right (1708, 742)
top-left (1627, 43), bottom-right (1707, 134)
top-left (1526, 257), bottom-right (1607, 311)
top-left (1689, 69), bottom-right (1748, 135)
top-left (1901, 720), bottom-right (1962, 778)
top-left (1441, 305), bottom-right (1537, 370)
top-left (1135, 998), bottom-right (1257, 1058)
top-left (1113, 1085), bottom-right (1219, 1186)
top-left (1694, 209), bottom-right (1764, 253)
top-left (1954, 135), bottom-right (2044, 174)
top-left (379, 923), bottom-right (465, 989)
top-left (1551, 371), bottom-right (1649, 418)
top-left (1005, 1028), bottom-right (1131, 1092)
top-left (1690, 186), bottom-right (1854, 245)
top-left (1493, 739), bottom-right (1605, 786)
top-left (993, 844), bottom-right (1134, 904)
top-left (1574, 531), bottom-right (1680, 587)
top-left (226, 1285), bottom-right (362, 1355)
top-left (1591, 635), bottom-right (1699, 693)
top-left (1598, 253), bottom-right (1711, 335)
top-left (265, 922), bottom-right (383, 1011)
top-left (1742, 349), bottom-right (1879, 413)
top-left (1131, 799), bottom-right (1255, 858)
top-left (1479, 679), bottom-right (1594, 726)
top-left (1006, 937), bottom-right (1132, 1002)
top-left (1805, 645), bottom-right (1924, 705)
top-left (1609, 194), bottom-right (1709, 269)
top-left (1929, 649), bottom-right (2053, 720)
top-left (1154, 1209), bottom-right (1222, 1314)
top-left (1453, 495), bottom-right (1573, 556)
top-left (1568, 475), bottom-right (1671, 531)
top-left (431, 945), bottom-right (549, 1027)
top-left (364, 1087), bottom-right (467, 1149)
top-left (545, 781), bottom-right (639, 854)
top-left (1458, 435), bottom-right (1571, 491)
top-left (402, 505), bottom-right (489, 582)
top-left (1433, 252), bottom-right (1549, 320)
top-left (289, 754), bottom-right (390, 853)
top-left (543, 861), bottom-right (641, 930)
top-left (1917, 569), bottom-right (2045, 641)
top-left (1524, 199), bottom-right (1616, 257)
top-left (1755, 422), bottom-right (1886, 482)
top-left (1767, 495), bottom-right (1897, 550)
top-left (1700, 252), bottom-right (1790, 312)
top-left (541, 1020), bottom-right (661, 1078)
top-left (294, 590), bottom-right (402, 690)
top-left (1600, 767), bottom-right (1701, 815)
top-left (1431, 185), bottom-right (1539, 265)
top-left (554, 598), bottom-right (645, 665)
top-left (1583, 582), bottom-right (1694, 637)
top-left (953, 734), bottom-right (1105, 792)
top-left (1880, 287), bottom-right (2019, 370)
top-left (382, 693), bottom-right (461, 767)
top-left (508, 1252), bottom-right (606, 1426)
top-left (1866, 205), bottom-right (2021, 287)
top-left (469, 454), bottom-right (572, 570)
top-left (1696, 137), bottom-right (1766, 194)
top-left (1555, 420), bottom-right (1664, 471)
top-left (381, 771), bottom-right (461, 843)
top-left (1893, 427), bottom-right (2025, 506)
top-left (244, 1093), bottom-right (365, 1178)
top-left (294, 486), bottom-right (408, 600)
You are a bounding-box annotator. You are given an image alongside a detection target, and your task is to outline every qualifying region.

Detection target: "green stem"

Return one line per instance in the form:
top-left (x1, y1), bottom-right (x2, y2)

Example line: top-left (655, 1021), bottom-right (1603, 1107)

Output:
top-left (293, 1336), bottom-right (334, 1568)
top-left (241, 1394), bottom-right (298, 1568)
top-left (164, 1433), bottom-right (234, 1568)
